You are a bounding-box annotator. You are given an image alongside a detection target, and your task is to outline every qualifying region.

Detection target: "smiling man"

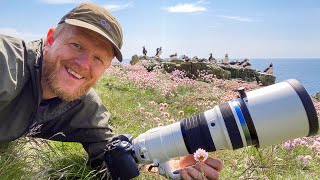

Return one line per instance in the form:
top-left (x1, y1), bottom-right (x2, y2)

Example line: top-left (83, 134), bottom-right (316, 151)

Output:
top-left (0, 2), bottom-right (222, 179)
top-left (42, 24), bottom-right (115, 101)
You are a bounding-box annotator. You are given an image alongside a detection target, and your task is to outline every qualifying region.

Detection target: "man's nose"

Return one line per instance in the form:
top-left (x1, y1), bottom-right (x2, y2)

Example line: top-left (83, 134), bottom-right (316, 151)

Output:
top-left (75, 53), bottom-right (91, 69)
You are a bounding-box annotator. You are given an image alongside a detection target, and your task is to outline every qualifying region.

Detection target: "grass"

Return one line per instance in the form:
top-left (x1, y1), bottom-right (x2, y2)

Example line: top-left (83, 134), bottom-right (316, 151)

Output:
top-left (1, 63), bottom-right (320, 179)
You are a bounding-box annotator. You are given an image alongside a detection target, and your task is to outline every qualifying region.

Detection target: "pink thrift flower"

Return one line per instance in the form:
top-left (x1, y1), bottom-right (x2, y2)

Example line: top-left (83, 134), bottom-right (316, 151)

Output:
top-left (153, 117), bottom-right (160, 122)
top-left (168, 119), bottom-right (176, 124)
top-left (159, 107), bottom-right (165, 112)
top-left (304, 155), bottom-right (312, 160)
top-left (303, 155), bottom-right (312, 165)
top-left (149, 101), bottom-right (156, 106)
top-left (178, 110), bottom-right (185, 116)
top-left (145, 112), bottom-right (153, 117)
top-left (161, 112), bottom-right (170, 117)
top-left (283, 141), bottom-right (293, 150)
top-left (230, 159), bottom-right (237, 166)
top-left (193, 148), bottom-right (208, 162)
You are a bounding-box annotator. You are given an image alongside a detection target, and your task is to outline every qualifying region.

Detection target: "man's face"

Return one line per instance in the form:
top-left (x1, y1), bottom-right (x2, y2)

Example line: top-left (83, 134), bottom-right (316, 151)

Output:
top-left (42, 26), bottom-right (114, 101)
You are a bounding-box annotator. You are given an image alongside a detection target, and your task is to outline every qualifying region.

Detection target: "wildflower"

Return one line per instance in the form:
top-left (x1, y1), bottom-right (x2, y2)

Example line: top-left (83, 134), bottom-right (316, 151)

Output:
top-left (304, 155), bottom-right (312, 160)
top-left (161, 112), bottom-right (170, 118)
top-left (296, 155), bottom-right (312, 166)
top-left (145, 112), bottom-right (153, 117)
top-left (158, 123), bottom-right (164, 127)
top-left (193, 148), bottom-right (208, 162)
top-left (230, 159), bottom-right (237, 166)
top-left (168, 119), bottom-right (175, 124)
top-left (303, 155), bottom-right (312, 165)
top-left (149, 101), bottom-right (157, 106)
top-left (153, 117), bottom-right (160, 122)
top-left (139, 107), bottom-right (145, 112)
top-left (296, 155), bottom-right (304, 161)
top-left (178, 110), bottom-right (184, 116)
top-left (159, 107), bottom-right (165, 112)
top-left (162, 103), bottom-right (168, 108)
top-left (283, 141), bottom-right (293, 150)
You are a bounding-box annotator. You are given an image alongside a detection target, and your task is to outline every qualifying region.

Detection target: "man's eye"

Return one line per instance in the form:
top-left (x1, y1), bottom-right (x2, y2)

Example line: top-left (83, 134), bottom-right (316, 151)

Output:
top-left (71, 43), bottom-right (82, 50)
top-left (94, 57), bottom-right (104, 64)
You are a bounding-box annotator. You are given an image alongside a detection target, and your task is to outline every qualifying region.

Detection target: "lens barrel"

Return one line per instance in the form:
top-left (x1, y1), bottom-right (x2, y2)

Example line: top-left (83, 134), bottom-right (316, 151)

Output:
top-left (133, 79), bottom-right (319, 165)
top-left (179, 79), bottom-right (318, 151)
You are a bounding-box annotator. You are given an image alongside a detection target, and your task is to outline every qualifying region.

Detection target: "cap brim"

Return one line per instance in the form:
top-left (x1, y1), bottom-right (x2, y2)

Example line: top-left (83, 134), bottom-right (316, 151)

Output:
top-left (64, 19), bottom-right (123, 62)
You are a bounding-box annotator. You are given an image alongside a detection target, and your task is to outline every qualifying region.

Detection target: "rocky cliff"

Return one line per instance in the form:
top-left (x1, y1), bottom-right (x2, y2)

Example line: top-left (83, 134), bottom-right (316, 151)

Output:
top-left (130, 55), bottom-right (276, 86)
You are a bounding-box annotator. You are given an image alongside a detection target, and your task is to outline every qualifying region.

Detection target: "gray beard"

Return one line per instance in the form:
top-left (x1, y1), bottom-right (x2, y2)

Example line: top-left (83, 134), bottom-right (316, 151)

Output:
top-left (41, 54), bottom-right (94, 101)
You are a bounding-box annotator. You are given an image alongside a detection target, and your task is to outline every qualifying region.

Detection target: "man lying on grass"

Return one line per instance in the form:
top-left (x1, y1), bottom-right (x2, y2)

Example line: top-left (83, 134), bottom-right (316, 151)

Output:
top-left (0, 2), bottom-right (222, 179)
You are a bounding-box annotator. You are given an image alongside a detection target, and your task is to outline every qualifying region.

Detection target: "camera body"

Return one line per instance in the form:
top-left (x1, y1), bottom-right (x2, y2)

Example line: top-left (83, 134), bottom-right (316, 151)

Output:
top-left (104, 134), bottom-right (139, 180)
top-left (104, 79), bottom-right (319, 180)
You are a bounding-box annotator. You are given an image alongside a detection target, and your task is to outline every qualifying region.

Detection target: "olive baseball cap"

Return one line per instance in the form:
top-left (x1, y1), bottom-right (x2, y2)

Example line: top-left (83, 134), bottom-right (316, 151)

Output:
top-left (58, 2), bottom-right (123, 61)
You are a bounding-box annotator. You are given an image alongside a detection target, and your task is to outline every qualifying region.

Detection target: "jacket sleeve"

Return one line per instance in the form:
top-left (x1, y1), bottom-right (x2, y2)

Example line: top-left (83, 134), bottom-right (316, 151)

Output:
top-left (32, 88), bottom-right (116, 167)
top-left (79, 89), bottom-right (117, 167)
top-left (0, 34), bottom-right (28, 111)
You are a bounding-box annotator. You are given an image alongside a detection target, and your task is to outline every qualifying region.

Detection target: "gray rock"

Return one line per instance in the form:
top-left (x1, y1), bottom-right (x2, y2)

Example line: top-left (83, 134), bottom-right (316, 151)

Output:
top-left (316, 92), bottom-right (320, 100)
top-left (130, 54), bottom-right (139, 65)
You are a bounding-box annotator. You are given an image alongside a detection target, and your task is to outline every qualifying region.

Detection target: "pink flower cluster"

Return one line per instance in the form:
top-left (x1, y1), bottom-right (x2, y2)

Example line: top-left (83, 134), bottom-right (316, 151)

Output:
top-left (283, 138), bottom-right (308, 150)
top-left (193, 148), bottom-right (209, 162)
top-left (196, 70), bottom-right (216, 83)
top-left (283, 136), bottom-right (320, 161)
top-left (137, 101), bottom-right (185, 127)
top-left (296, 155), bottom-right (312, 166)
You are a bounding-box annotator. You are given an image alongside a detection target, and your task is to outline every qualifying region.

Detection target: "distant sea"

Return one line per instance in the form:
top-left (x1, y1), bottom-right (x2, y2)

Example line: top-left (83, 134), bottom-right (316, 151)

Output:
top-left (249, 58), bottom-right (320, 96)
top-left (122, 58), bottom-right (320, 95)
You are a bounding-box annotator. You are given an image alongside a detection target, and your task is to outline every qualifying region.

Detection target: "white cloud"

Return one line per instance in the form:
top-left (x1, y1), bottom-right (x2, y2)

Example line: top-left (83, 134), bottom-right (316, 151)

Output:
top-left (165, 3), bottom-right (207, 13)
top-left (217, 15), bottom-right (255, 22)
top-left (39, 0), bottom-right (88, 4)
top-left (103, 2), bottom-right (133, 12)
top-left (0, 28), bottom-right (42, 41)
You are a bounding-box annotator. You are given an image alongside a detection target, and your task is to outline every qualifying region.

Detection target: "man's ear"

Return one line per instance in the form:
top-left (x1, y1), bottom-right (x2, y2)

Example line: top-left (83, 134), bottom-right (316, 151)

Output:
top-left (46, 28), bottom-right (55, 47)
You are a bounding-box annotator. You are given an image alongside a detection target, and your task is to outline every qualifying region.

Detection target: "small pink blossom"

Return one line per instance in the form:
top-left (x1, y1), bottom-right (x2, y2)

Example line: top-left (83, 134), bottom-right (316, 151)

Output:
top-left (296, 155), bottom-right (312, 166)
top-left (161, 112), bottom-right (170, 118)
top-left (153, 117), bottom-right (160, 122)
top-left (283, 141), bottom-right (293, 150)
top-left (230, 159), bottom-right (237, 166)
top-left (162, 103), bottom-right (168, 108)
top-left (159, 107), bottom-right (165, 112)
top-left (149, 101), bottom-right (157, 106)
top-left (145, 112), bottom-right (153, 117)
top-left (178, 110), bottom-right (185, 116)
top-left (193, 148), bottom-right (208, 162)
top-left (168, 119), bottom-right (175, 124)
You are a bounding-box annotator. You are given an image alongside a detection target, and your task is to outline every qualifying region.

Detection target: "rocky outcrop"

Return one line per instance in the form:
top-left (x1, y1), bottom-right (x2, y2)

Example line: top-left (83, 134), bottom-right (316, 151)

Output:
top-left (130, 54), bottom-right (140, 65)
top-left (316, 92), bottom-right (320, 100)
top-left (130, 55), bottom-right (276, 86)
top-left (219, 64), bottom-right (275, 86)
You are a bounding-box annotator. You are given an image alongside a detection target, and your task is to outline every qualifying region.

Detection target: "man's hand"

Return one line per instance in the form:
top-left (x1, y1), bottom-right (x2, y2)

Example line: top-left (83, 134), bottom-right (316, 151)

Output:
top-left (179, 154), bottom-right (223, 180)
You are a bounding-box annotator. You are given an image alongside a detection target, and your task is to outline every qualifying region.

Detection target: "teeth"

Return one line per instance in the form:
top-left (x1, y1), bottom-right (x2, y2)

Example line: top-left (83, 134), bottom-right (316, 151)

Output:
top-left (67, 68), bottom-right (83, 79)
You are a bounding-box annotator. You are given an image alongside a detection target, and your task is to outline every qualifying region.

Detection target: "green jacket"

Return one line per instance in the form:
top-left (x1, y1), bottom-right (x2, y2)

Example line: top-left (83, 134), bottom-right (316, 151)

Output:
top-left (0, 34), bottom-right (115, 166)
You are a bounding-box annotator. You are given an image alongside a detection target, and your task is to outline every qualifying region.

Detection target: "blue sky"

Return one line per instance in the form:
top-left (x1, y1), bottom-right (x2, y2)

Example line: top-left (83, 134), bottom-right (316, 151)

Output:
top-left (0, 0), bottom-right (319, 59)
